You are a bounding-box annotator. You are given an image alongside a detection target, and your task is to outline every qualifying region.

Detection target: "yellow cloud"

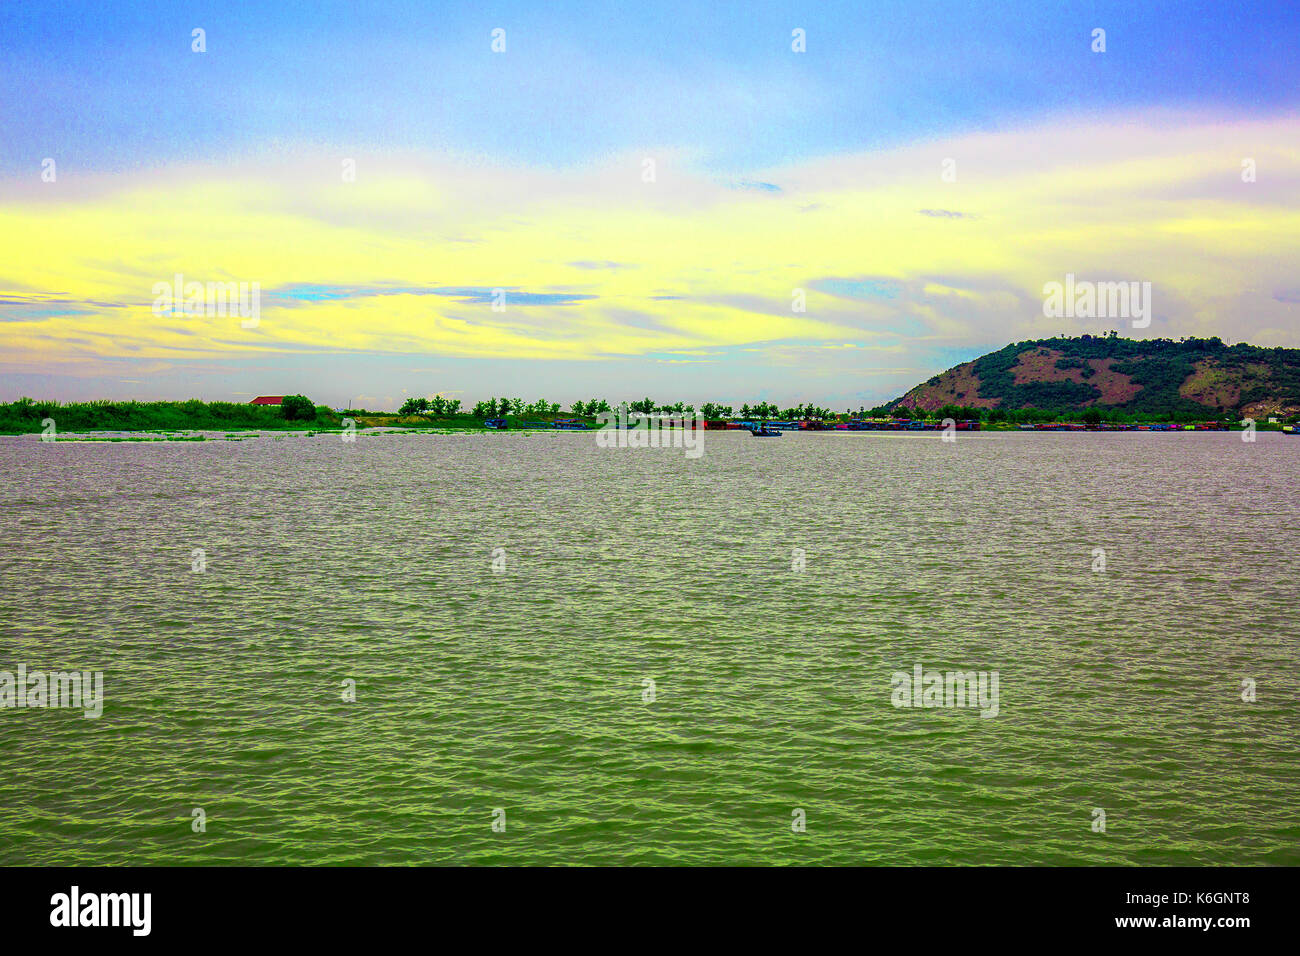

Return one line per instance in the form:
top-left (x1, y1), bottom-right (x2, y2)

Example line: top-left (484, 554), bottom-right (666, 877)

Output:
top-left (2, 111), bottom-right (1298, 377)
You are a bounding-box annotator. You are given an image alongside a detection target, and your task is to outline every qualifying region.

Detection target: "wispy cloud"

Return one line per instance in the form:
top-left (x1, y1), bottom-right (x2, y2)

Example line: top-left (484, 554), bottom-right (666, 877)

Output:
top-left (568, 260), bottom-right (635, 271)
top-left (3, 112), bottom-right (1299, 403)
top-left (268, 284), bottom-right (596, 306)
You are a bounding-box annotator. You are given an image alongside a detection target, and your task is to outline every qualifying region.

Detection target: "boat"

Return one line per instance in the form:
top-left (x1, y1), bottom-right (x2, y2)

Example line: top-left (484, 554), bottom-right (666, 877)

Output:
top-left (484, 418), bottom-right (508, 429)
top-left (745, 423), bottom-right (781, 437)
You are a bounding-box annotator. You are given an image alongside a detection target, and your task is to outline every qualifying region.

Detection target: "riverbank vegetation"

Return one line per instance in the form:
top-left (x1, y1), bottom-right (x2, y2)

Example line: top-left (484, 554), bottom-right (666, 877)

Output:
top-left (0, 396), bottom-right (340, 434)
top-left (5, 385), bottom-right (1296, 436)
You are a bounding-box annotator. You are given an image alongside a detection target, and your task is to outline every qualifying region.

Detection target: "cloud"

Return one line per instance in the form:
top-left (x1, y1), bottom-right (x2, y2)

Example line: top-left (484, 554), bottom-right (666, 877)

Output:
top-left (2, 110), bottom-right (1299, 404)
top-left (267, 284), bottom-right (596, 306)
top-left (810, 278), bottom-right (903, 301)
top-left (429, 288), bottom-right (596, 306)
top-left (568, 260), bottom-right (634, 271)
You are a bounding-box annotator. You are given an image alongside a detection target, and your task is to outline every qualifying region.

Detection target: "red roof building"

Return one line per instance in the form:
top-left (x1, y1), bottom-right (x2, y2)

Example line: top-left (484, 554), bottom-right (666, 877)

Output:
top-left (249, 396), bottom-right (284, 405)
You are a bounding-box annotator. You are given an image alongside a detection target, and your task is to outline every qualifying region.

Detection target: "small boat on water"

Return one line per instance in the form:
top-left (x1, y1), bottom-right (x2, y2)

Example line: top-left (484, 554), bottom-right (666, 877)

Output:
top-left (485, 418), bottom-right (508, 429)
top-left (1283, 425), bottom-right (1298, 436)
top-left (745, 422), bottom-right (781, 437)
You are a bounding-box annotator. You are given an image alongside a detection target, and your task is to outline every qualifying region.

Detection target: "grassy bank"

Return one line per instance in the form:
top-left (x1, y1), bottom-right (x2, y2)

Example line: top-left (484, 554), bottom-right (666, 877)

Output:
top-left (4, 398), bottom-right (1289, 436)
top-left (0, 398), bottom-right (342, 434)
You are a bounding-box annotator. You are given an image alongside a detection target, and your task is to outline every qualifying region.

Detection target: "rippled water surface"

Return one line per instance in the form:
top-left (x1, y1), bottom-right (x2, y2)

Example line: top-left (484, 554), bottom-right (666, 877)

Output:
top-left (1, 430), bottom-right (1297, 865)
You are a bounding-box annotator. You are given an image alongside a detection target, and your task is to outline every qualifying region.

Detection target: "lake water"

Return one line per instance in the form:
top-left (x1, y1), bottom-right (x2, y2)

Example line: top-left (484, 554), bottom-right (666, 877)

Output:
top-left (1, 429), bottom-right (1297, 865)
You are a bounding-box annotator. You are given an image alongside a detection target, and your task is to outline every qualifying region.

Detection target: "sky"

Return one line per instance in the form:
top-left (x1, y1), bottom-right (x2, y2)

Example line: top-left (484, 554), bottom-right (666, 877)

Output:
top-left (1, 1), bottom-right (1298, 410)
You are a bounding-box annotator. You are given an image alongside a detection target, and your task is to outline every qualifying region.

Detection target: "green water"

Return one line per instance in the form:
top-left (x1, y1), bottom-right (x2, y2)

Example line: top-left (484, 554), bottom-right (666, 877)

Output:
top-left (1, 430), bottom-right (1297, 865)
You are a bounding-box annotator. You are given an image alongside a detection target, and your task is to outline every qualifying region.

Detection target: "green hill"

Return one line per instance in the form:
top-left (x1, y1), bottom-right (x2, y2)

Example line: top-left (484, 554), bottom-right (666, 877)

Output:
top-left (893, 334), bottom-right (1300, 420)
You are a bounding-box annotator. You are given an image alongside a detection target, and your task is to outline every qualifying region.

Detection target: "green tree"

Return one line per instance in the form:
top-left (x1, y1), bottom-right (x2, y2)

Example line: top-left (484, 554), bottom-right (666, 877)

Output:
top-left (281, 394), bottom-right (315, 421)
top-left (400, 397), bottom-right (431, 415)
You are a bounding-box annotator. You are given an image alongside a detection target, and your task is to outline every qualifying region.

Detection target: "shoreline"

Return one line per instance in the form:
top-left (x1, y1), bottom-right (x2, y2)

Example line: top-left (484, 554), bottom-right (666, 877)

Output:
top-left (5, 423), bottom-right (1294, 441)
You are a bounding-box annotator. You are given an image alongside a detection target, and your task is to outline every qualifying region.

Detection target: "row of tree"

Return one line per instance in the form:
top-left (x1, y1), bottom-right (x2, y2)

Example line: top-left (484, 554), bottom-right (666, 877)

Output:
top-left (395, 394), bottom-right (1275, 424)
top-left (465, 398), bottom-right (563, 418)
top-left (399, 396), bottom-right (463, 416)
top-left (400, 396), bottom-right (837, 420)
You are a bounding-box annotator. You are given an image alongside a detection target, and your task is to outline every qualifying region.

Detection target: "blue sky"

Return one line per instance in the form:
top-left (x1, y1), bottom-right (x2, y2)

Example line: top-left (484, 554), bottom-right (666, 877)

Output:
top-left (4, 1), bottom-right (1297, 174)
